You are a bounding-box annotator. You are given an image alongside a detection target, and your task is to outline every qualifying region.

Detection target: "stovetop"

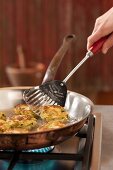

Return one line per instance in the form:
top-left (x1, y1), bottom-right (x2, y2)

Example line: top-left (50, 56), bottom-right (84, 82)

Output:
top-left (0, 113), bottom-right (102, 170)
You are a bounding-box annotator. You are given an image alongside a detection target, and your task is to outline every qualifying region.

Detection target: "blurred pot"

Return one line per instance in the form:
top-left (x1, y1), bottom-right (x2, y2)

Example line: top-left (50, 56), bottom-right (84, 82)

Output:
top-left (6, 62), bottom-right (46, 86)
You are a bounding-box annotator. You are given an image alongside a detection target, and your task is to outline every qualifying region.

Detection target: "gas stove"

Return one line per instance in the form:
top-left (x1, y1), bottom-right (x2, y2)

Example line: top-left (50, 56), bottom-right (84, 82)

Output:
top-left (0, 113), bottom-right (102, 170)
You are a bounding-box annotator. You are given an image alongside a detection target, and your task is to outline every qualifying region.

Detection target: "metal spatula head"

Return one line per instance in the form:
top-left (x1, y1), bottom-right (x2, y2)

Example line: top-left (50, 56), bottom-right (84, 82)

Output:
top-left (23, 80), bottom-right (67, 113)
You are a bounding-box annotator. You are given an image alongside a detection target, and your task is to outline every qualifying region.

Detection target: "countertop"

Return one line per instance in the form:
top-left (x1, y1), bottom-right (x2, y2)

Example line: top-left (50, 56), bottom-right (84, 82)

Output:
top-left (94, 105), bottom-right (113, 170)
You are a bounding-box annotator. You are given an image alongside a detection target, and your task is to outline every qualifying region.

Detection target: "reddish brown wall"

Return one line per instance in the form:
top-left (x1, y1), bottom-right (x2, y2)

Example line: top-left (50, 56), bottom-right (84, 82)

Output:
top-left (0, 0), bottom-right (113, 97)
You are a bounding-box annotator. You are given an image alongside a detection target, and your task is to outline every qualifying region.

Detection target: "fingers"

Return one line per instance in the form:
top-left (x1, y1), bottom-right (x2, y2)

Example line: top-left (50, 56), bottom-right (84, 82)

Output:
top-left (92, 18), bottom-right (102, 34)
top-left (87, 23), bottom-right (113, 50)
top-left (87, 32), bottom-right (113, 54)
top-left (87, 28), bottom-right (104, 50)
top-left (102, 33), bottom-right (113, 54)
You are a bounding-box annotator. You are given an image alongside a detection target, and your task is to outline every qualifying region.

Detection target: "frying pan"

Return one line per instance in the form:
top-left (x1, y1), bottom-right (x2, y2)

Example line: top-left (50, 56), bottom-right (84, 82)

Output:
top-left (0, 87), bottom-right (93, 150)
top-left (0, 35), bottom-right (93, 150)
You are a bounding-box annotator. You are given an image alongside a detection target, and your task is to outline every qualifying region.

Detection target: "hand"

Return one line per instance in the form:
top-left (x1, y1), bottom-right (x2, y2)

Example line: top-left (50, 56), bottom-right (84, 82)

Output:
top-left (87, 7), bottom-right (113, 54)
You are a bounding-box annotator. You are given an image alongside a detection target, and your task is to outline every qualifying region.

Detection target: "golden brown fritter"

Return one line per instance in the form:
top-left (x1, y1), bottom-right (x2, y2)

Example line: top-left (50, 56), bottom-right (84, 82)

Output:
top-left (38, 105), bottom-right (69, 122)
top-left (13, 104), bottom-right (37, 118)
top-left (8, 116), bottom-right (37, 130)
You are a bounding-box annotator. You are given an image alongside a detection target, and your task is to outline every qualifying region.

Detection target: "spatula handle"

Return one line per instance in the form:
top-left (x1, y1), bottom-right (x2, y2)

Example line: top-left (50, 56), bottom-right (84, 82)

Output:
top-left (89, 34), bottom-right (110, 54)
top-left (63, 34), bottom-right (110, 83)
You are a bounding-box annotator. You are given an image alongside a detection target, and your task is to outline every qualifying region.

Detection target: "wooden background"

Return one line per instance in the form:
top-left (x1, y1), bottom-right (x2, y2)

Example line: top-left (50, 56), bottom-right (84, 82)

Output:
top-left (0, 0), bottom-right (113, 103)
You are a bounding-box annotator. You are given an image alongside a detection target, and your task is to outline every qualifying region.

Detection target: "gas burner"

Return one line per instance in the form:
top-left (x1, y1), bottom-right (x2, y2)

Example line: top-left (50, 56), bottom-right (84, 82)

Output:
top-left (22, 146), bottom-right (55, 153)
top-left (0, 146), bottom-right (54, 154)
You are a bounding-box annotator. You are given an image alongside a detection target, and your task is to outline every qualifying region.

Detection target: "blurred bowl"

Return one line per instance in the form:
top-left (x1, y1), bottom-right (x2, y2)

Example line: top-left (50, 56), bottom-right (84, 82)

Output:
top-left (6, 62), bottom-right (46, 86)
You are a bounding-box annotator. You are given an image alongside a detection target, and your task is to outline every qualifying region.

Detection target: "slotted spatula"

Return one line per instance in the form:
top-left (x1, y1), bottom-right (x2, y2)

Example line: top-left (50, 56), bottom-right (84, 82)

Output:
top-left (23, 35), bottom-right (109, 114)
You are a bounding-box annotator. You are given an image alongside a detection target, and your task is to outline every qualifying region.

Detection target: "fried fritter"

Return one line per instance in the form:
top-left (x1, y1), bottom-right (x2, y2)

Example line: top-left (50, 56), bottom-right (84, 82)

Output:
top-left (13, 104), bottom-right (37, 118)
top-left (38, 105), bottom-right (69, 122)
top-left (8, 115), bottom-right (37, 130)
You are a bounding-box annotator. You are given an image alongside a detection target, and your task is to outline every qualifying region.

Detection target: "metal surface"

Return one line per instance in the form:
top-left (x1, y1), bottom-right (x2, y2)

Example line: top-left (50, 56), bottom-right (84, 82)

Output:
top-left (0, 87), bottom-right (93, 150)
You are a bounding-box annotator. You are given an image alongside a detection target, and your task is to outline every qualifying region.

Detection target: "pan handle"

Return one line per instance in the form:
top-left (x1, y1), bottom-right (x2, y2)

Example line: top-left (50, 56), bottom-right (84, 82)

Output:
top-left (42, 34), bottom-right (76, 84)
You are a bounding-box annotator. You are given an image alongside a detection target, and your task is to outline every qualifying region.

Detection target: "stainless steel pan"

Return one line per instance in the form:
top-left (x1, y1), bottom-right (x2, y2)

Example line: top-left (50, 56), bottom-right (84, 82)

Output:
top-left (0, 87), bottom-right (93, 150)
top-left (0, 34), bottom-right (93, 150)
